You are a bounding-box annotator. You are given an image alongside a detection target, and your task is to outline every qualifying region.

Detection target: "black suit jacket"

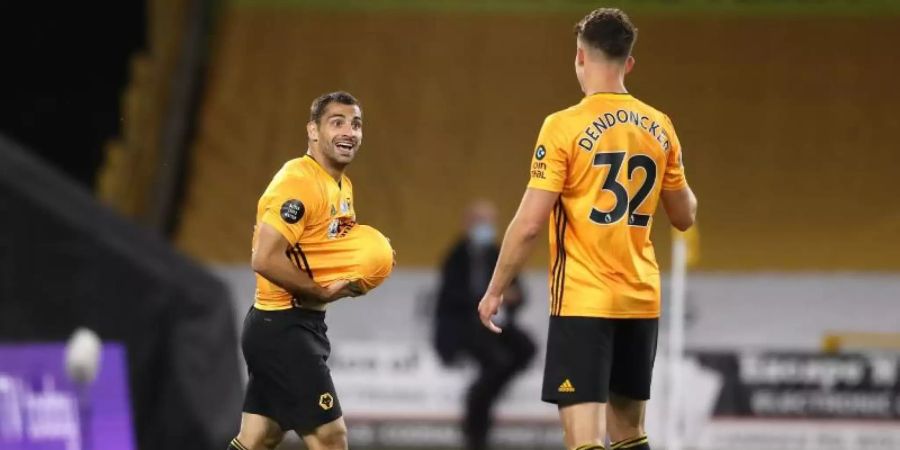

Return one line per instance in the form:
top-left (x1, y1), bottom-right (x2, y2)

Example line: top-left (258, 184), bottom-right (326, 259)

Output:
top-left (432, 237), bottom-right (524, 364)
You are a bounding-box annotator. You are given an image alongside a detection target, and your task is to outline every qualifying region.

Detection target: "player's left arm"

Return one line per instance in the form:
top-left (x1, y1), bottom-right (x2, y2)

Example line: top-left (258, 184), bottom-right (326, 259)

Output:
top-left (660, 115), bottom-right (698, 231)
top-left (478, 187), bottom-right (558, 333)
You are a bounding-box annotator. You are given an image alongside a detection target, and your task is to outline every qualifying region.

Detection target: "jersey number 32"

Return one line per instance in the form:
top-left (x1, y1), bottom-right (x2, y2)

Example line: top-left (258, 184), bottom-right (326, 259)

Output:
top-left (590, 151), bottom-right (656, 227)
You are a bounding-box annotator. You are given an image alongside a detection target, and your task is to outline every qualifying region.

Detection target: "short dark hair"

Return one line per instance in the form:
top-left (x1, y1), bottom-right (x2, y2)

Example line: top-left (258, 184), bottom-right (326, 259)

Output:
top-left (309, 91), bottom-right (360, 124)
top-left (574, 8), bottom-right (637, 61)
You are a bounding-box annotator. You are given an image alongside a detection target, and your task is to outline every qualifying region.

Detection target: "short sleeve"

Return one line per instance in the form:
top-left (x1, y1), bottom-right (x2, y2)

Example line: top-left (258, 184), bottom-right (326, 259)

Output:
top-left (259, 178), bottom-right (321, 244)
top-left (662, 115), bottom-right (688, 191)
top-left (526, 115), bottom-right (569, 193)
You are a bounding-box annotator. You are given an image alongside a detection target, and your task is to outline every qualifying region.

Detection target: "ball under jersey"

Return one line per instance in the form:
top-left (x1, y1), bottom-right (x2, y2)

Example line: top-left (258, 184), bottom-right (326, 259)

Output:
top-left (253, 155), bottom-right (394, 310)
top-left (527, 92), bottom-right (688, 319)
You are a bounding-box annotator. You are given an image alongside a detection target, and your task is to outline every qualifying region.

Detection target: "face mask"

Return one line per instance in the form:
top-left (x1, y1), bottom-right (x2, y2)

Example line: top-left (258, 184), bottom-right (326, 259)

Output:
top-left (468, 222), bottom-right (496, 247)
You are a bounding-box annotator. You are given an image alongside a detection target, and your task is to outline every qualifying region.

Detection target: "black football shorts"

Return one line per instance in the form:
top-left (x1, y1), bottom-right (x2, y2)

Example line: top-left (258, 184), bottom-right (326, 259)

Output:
top-left (241, 306), bottom-right (342, 433)
top-left (542, 316), bottom-right (658, 405)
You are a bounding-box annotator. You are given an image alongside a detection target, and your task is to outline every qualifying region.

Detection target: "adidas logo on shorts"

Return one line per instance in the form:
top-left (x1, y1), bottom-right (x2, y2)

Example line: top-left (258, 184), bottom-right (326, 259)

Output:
top-left (558, 379), bottom-right (575, 393)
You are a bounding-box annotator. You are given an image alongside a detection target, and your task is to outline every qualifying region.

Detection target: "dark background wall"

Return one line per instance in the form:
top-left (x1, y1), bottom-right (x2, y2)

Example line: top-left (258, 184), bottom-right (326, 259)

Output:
top-left (0, 2), bottom-right (146, 187)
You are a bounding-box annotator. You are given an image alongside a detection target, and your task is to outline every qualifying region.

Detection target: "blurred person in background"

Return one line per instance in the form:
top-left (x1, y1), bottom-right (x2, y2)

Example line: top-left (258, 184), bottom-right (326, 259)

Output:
top-left (230, 91), bottom-right (394, 450)
top-left (434, 199), bottom-right (536, 450)
top-left (477, 8), bottom-right (697, 450)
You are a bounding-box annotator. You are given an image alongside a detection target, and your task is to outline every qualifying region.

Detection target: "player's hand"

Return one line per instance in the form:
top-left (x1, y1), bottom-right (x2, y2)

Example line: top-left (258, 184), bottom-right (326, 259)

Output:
top-left (478, 292), bottom-right (504, 334)
top-left (503, 284), bottom-right (523, 307)
top-left (322, 280), bottom-right (363, 302)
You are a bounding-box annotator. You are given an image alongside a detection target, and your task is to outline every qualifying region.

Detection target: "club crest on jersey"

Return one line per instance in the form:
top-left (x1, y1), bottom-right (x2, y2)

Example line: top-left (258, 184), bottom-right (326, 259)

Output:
top-left (319, 392), bottom-right (334, 410)
top-left (280, 199), bottom-right (304, 224)
top-left (535, 145), bottom-right (546, 161)
top-left (328, 216), bottom-right (357, 239)
top-left (328, 219), bottom-right (339, 237)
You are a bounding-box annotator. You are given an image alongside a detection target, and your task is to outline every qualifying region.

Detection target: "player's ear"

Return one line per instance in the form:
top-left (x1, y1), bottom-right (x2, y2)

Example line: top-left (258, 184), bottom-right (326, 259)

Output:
top-left (575, 46), bottom-right (586, 68)
top-left (624, 55), bottom-right (635, 74)
top-left (307, 120), bottom-right (319, 142)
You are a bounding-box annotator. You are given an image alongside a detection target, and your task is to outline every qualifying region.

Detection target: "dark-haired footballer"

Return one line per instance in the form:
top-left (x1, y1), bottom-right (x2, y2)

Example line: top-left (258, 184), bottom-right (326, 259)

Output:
top-left (229, 91), bottom-right (395, 450)
top-left (477, 9), bottom-right (698, 450)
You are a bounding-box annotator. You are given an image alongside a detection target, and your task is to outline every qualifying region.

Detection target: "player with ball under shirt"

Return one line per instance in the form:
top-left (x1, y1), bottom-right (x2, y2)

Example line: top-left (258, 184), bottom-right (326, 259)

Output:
top-left (228, 91), bottom-right (394, 450)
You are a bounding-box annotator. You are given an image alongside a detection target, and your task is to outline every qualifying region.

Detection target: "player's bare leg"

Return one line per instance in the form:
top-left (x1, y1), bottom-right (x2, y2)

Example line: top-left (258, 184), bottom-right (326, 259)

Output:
top-left (559, 402), bottom-right (606, 449)
top-left (302, 416), bottom-right (349, 450)
top-left (606, 393), bottom-right (649, 449)
top-left (231, 413), bottom-right (285, 450)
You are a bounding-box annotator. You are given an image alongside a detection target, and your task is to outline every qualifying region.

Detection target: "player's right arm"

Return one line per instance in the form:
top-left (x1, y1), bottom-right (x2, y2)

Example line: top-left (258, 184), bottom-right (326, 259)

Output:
top-left (659, 115), bottom-right (698, 231)
top-left (253, 176), bottom-right (359, 303)
top-left (478, 114), bottom-right (566, 333)
top-left (252, 223), bottom-right (357, 303)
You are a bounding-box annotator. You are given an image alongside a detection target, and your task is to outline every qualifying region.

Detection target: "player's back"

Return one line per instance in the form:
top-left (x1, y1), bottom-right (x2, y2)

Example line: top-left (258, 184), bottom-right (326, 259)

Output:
top-left (528, 93), bottom-right (687, 318)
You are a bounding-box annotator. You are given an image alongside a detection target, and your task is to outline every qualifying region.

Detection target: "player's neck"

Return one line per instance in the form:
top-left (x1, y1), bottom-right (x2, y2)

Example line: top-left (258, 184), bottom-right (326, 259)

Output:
top-left (306, 149), bottom-right (345, 183)
top-left (582, 67), bottom-right (628, 96)
top-left (583, 79), bottom-right (628, 96)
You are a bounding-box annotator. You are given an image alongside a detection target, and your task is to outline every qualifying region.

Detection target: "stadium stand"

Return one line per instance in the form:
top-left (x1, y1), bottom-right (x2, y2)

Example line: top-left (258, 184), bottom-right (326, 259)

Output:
top-left (175, 8), bottom-right (900, 271)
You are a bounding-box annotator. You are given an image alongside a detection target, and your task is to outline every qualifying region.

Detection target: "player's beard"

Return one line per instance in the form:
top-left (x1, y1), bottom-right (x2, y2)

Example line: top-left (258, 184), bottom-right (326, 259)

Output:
top-left (322, 138), bottom-right (357, 168)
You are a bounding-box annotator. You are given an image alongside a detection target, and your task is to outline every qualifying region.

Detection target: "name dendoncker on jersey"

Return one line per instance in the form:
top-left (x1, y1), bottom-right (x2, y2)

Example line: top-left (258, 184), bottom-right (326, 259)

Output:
top-left (529, 93), bottom-right (688, 319)
top-left (576, 108), bottom-right (673, 154)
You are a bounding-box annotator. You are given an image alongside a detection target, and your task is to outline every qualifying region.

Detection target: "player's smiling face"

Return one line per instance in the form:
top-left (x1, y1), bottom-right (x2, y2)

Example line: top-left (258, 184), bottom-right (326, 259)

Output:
top-left (309, 102), bottom-right (363, 166)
